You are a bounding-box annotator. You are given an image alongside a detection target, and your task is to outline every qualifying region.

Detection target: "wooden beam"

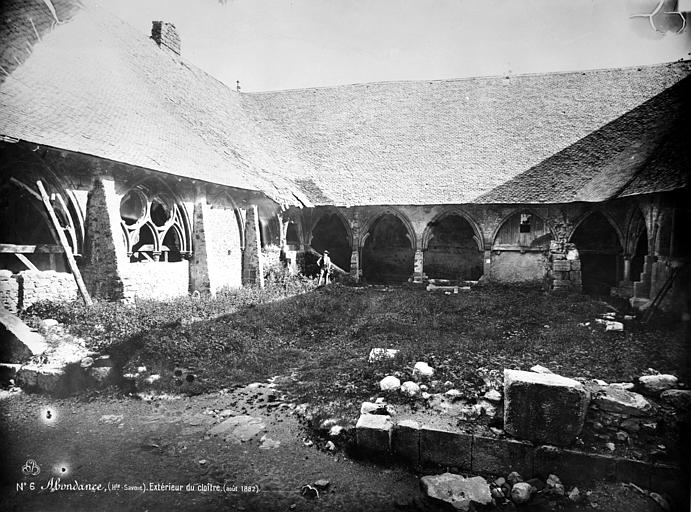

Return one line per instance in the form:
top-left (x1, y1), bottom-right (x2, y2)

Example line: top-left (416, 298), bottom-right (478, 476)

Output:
top-left (307, 247), bottom-right (348, 275)
top-left (0, 243), bottom-right (64, 254)
top-left (36, 180), bottom-right (93, 306)
top-left (9, 177), bottom-right (41, 201)
top-left (15, 253), bottom-right (38, 271)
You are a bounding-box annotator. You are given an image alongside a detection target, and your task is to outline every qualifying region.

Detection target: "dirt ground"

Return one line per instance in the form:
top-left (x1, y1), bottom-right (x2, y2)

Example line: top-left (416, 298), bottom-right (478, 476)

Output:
top-left (0, 383), bottom-right (674, 512)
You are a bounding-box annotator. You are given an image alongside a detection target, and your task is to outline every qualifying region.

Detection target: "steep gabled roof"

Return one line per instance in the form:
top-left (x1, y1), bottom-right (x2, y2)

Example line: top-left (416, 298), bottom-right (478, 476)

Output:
top-left (0, 0), bottom-right (311, 206)
top-left (242, 63), bottom-right (691, 205)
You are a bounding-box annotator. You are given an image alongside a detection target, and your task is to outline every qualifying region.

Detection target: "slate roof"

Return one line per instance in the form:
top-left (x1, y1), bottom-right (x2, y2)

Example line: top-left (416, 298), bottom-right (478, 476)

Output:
top-left (242, 63), bottom-right (691, 205)
top-left (1, 0), bottom-right (688, 208)
top-left (0, 0), bottom-right (312, 207)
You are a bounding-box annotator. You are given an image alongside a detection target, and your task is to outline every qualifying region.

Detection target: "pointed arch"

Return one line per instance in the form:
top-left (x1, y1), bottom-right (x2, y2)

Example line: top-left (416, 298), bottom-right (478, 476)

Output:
top-left (491, 208), bottom-right (554, 249)
top-left (359, 207), bottom-right (416, 251)
top-left (361, 210), bottom-right (415, 283)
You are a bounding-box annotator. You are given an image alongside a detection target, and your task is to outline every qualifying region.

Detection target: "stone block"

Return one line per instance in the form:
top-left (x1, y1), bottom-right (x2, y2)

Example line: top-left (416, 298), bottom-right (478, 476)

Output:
top-left (0, 308), bottom-right (47, 363)
top-left (472, 435), bottom-right (534, 476)
top-left (552, 260), bottom-right (570, 272)
top-left (591, 385), bottom-right (651, 416)
top-left (534, 446), bottom-right (616, 485)
top-left (392, 420), bottom-right (420, 465)
top-left (420, 426), bottom-right (472, 469)
top-left (16, 365), bottom-right (67, 395)
top-left (504, 369), bottom-right (590, 446)
top-left (570, 260), bottom-right (581, 271)
top-left (0, 363), bottom-right (21, 383)
top-left (356, 414), bottom-right (393, 454)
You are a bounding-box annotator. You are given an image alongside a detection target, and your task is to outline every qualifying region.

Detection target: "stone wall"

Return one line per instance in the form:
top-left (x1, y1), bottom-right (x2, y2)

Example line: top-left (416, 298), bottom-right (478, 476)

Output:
top-left (548, 241), bottom-right (582, 293)
top-left (491, 251), bottom-right (547, 283)
top-left (0, 270), bottom-right (19, 312)
top-left (0, 270), bottom-right (78, 311)
top-left (242, 205), bottom-right (265, 287)
top-left (119, 261), bottom-right (189, 300)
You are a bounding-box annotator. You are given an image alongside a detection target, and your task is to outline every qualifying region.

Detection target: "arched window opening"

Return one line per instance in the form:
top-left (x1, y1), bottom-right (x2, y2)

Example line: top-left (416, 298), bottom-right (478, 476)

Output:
top-left (310, 213), bottom-right (351, 273)
top-left (120, 186), bottom-right (190, 263)
top-left (362, 214), bottom-right (413, 283)
top-left (570, 212), bottom-right (622, 295)
top-left (425, 214), bottom-right (482, 280)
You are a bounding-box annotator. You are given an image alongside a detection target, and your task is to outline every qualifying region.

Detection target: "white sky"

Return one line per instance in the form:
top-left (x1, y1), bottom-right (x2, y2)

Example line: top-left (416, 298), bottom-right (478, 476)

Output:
top-left (106, 0), bottom-right (691, 92)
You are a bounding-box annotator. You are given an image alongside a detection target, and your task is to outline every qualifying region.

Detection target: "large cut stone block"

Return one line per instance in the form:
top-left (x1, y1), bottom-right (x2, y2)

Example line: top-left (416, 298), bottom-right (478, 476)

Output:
top-left (356, 414), bottom-right (393, 454)
top-left (472, 435), bottom-right (534, 476)
top-left (0, 308), bottom-right (47, 362)
top-left (504, 369), bottom-right (590, 446)
top-left (392, 420), bottom-right (420, 465)
top-left (420, 426), bottom-right (472, 469)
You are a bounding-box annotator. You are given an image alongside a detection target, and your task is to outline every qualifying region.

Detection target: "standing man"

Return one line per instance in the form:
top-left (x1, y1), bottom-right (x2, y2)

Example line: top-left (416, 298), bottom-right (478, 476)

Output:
top-left (317, 250), bottom-right (332, 286)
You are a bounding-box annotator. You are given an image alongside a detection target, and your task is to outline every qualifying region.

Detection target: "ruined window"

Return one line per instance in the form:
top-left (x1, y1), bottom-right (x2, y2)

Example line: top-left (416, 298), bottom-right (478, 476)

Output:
top-left (519, 214), bottom-right (532, 233)
top-left (120, 187), bottom-right (190, 263)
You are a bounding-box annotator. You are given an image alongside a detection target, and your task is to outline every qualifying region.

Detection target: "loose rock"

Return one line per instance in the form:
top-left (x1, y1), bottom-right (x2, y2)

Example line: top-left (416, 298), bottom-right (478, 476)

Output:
top-left (420, 473), bottom-right (491, 511)
top-left (510, 482), bottom-right (533, 504)
top-left (507, 472), bottom-right (523, 486)
top-left (413, 362), bottom-right (434, 380)
top-left (380, 375), bottom-right (401, 391)
top-left (659, 389), bottom-right (691, 411)
top-left (400, 381), bottom-right (421, 397)
top-left (638, 374), bottom-right (678, 395)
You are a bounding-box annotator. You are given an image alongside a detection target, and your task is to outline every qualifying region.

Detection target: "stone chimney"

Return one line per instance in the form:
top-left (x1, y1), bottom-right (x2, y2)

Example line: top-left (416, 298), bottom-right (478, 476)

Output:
top-left (151, 21), bottom-right (181, 57)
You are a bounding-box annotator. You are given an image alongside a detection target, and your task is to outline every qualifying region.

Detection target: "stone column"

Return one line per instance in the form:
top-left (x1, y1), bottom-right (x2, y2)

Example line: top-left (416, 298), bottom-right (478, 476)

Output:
top-left (81, 176), bottom-right (127, 300)
top-left (483, 249), bottom-right (492, 279)
top-left (349, 210), bottom-right (361, 282)
top-left (413, 248), bottom-right (425, 283)
top-left (242, 205), bottom-right (264, 287)
top-left (623, 258), bottom-right (631, 282)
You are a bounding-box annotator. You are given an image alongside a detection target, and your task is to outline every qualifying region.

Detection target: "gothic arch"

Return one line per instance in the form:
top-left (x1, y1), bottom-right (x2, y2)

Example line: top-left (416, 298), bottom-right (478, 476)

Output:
top-left (568, 209), bottom-right (625, 250)
top-left (359, 207), bottom-right (416, 251)
top-left (421, 207), bottom-right (484, 251)
top-left (490, 208), bottom-right (554, 249)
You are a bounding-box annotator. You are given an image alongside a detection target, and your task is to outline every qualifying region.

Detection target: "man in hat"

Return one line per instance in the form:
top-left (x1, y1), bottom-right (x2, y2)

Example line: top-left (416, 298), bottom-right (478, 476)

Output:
top-left (317, 250), bottom-right (332, 286)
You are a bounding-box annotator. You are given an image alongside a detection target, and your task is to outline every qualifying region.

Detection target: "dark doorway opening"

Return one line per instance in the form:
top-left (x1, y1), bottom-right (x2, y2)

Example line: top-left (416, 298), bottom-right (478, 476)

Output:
top-left (630, 231), bottom-right (648, 281)
top-left (310, 213), bottom-right (351, 272)
top-left (570, 212), bottom-right (622, 295)
top-left (425, 214), bottom-right (482, 280)
top-left (362, 214), bottom-right (413, 283)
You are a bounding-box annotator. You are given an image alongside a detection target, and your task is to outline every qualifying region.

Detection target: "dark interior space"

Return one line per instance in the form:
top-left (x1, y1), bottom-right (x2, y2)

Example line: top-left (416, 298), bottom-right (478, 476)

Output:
top-left (570, 212), bottom-right (622, 295)
top-left (362, 214), bottom-right (413, 283)
top-left (310, 213), bottom-right (351, 272)
top-left (424, 214), bottom-right (482, 280)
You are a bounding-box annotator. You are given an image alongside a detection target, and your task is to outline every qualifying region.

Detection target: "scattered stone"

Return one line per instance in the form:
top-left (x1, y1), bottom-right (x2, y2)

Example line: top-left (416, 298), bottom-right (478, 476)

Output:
top-left (420, 473), bottom-right (491, 511)
top-left (324, 440), bottom-right (336, 451)
top-left (510, 482), bottom-right (533, 504)
top-left (545, 475), bottom-right (564, 496)
top-left (380, 376), bottom-right (401, 391)
top-left (329, 425), bottom-right (345, 437)
top-left (609, 382), bottom-right (635, 391)
top-left (400, 381), bottom-right (421, 397)
top-left (568, 487), bottom-right (581, 502)
top-left (491, 487), bottom-right (505, 500)
top-left (593, 386), bottom-right (651, 416)
top-left (80, 357), bottom-right (94, 368)
top-left (413, 362), bottom-right (434, 380)
top-left (507, 472), bottom-right (523, 486)
top-left (16, 365), bottom-right (66, 394)
top-left (198, 459), bottom-right (207, 465)
top-left (530, 365), bottom-right (553, 374)
top-left (659, 389), bottom-right (691, 410)
top-left (483, 389), bottom-right (502, 402)
top-left (419, 384), bottom-right (428, 391)
top-left (313, 479), bottom-right (330, 490)
top-left (145, 374), bottom-right (160, 384)
top-left (605, 321), bottom-right (623, 332)
top-left (137, 366), bottom-right (147, 373)
top-left (504, 369), bottom-right (589, 446)
top-left (638, 374), bottom-right (678, 396)
top-left (494, 477), bottom-right (506, 487)
top-left (605, 442), bottom-right (615, 451)
top-left (475, 399), bottom-right (496, 417)
top-left (527, 478), bottom-right (545, 492)
top-left (320, 418), bottom-right (339, 430)
top-left (368, 348), bottom-right (399, 362)
top-left (301, 484), bottom-right (319, 499)
top-left (207, 415), bottom-right (265, 443)
top-left (444, 389), bottom-right (463, 399)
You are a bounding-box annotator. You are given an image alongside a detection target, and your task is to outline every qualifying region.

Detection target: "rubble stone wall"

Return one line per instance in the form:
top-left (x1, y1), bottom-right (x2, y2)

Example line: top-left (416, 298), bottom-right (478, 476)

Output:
top-left (119, 261), bottom-right (189, 300)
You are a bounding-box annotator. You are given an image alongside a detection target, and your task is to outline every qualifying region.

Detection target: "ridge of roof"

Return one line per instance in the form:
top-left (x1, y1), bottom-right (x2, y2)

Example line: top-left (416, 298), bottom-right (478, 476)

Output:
top-left (245, 60), bottom-right (691, 95)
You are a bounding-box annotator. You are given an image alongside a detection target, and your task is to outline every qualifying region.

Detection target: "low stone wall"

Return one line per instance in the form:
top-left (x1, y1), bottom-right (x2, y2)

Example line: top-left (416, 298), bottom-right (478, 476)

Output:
top-left (0, 270), bottom-right (79, 311)
top-left (490, 251), bottom-right (546, 283)
top-left (119, 261), bottom-right (190, 300)
top-left (548, 241), bottom-right (582, 292)
top-left (0, 270), bottom-right (19, 312)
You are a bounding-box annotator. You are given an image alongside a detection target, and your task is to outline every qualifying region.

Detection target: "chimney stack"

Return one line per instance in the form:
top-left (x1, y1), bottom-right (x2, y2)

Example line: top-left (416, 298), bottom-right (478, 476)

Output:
top-left (151, 21), bottom-right (181, 57)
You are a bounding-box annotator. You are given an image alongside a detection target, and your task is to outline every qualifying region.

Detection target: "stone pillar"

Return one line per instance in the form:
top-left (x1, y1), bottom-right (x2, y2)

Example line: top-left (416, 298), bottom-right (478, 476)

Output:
top-left (483, 249), bottom-right (492, 278)
top-left (242, 205), bottom-right (264, 287)
top-left (623, 258), bottom-right (631, 282)
top-left (80, 176), bottom-right (127, 300)
top-left (349, 210), bottom-right (361, 282)
top-left (413, 248), bottom-right (425, 283)
top-left (350, 248), bottom-right (360, 281)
